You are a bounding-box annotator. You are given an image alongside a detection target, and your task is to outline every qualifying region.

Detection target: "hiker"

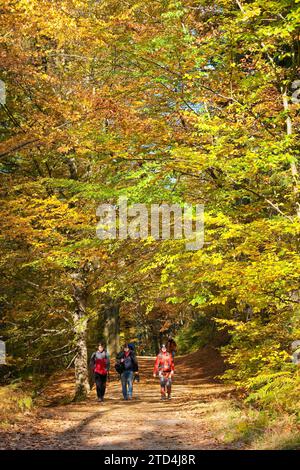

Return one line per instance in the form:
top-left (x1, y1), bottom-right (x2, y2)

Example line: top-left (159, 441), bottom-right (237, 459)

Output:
top-left (116, 343), bottom-right (139, 400)
top-left (89, 342), bottom-right (110, 403)
top-left (166, 335), bottom-right (177, 360)
top-left (153, 343), bottom-right (174, 400)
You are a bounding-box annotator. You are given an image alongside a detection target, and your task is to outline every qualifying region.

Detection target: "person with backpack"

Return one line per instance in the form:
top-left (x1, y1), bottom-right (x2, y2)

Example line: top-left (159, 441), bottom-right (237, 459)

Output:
top-left (153, 343), bottom-right (175, 400)
top-left (89, 342), bottom-right (110, 403)
top-left (115, 343), bottom-right (139, 400)
top-left (166, 335), bottom-right (177, 360)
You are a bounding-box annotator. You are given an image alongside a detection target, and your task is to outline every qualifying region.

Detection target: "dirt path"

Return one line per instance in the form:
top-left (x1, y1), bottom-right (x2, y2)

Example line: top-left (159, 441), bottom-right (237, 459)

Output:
top-left (0, 348), bottom-right (240, 450)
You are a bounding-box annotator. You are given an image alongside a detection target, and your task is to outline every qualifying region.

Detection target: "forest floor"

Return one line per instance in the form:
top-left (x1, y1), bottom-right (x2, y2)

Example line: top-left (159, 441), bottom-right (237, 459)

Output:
top-left (0, 347), bottom-right (248, 450)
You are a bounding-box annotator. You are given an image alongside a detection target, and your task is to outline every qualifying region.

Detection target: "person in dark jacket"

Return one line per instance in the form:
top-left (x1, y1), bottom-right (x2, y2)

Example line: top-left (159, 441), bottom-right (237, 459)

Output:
top-left (89, 343), bottom-right (110, 403)
top-left (118, 343), bottom-right (139, 400)
top-left (166, 335), bottom-right (177, 360)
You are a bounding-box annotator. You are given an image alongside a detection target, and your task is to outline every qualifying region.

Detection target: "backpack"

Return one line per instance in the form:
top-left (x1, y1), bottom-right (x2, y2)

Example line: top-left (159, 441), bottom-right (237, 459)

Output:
top-left (132, 353), bottom-right (139, 372)
top-left (115, 360), bottom-right (125, 374)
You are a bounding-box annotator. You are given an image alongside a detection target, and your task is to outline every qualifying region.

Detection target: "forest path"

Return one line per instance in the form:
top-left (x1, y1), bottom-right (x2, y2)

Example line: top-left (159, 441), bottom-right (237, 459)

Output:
top-left (1, 348), bottom-right (241, 449)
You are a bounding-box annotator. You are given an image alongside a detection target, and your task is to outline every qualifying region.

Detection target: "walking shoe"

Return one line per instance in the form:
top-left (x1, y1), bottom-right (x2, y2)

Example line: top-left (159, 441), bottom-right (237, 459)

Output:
top-left (167, 395), bottom-right (171, 400)
top-left (161, 395), bottom-right (166, 400)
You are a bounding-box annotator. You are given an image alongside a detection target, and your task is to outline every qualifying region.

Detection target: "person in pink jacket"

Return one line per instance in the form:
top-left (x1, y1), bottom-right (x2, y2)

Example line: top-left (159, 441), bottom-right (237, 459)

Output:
top-left (153, 344), bottom-right (175, 400)
top-left (90, 343), bottom-right (110, 402)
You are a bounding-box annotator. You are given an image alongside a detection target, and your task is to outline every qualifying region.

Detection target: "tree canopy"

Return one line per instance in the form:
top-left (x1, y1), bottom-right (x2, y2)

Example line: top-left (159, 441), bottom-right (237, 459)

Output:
top-left (1, 0), bottom-right (300, 411)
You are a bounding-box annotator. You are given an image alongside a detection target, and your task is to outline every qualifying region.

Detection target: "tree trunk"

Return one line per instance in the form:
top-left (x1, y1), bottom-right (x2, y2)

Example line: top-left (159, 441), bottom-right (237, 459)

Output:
top-left (103, 301), bottom-right (120, 357)
top-left (73, 313), bottom-right (90, 400)
top-left (71, 271), bottom-right (90, 401)
top-left (282, 90), bottom-right (300, 219)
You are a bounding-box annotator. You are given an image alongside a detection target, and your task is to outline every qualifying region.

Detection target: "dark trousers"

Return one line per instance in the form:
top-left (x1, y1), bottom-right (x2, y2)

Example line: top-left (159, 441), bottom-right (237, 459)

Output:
top-left (94, 373), bottom-right (107, 399)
